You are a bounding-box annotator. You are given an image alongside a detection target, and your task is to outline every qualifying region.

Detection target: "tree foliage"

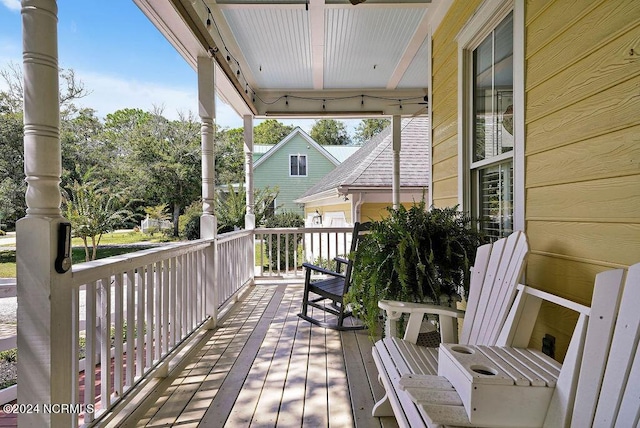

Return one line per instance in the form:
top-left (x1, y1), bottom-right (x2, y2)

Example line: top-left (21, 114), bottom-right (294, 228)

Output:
top-left (0, 112), bottom-right (25, 228)
top-left (215, 127), bottom-right (245, 186)
top-left (310, 119), bottom-right (351, 146)
top-left (0, 61), bottom-right (89, 117)
top-left (216, 184), bottom-right (279, 234)
top-left (64, 173), bottom-right (132, 261)
top-left (354, 118), bottom-right (390, 144)
top-left (254, 119), bottom-right (294, 145)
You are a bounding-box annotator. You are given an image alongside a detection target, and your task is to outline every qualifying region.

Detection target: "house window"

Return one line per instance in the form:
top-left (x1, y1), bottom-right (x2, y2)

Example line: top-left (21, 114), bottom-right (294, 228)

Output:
top-left (471, 12), bottom-right (514, 239)
top-left (458, 1), bottom-right (522, 241)
top-left (290, 154), bottom-right (307, 176)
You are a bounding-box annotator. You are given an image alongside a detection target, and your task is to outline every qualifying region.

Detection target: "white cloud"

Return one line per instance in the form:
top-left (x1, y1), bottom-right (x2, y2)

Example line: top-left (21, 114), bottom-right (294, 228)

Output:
top-left (75, 70), bottom-right (199, 121)
top-left (75, 69), bottom-right (250, 128)
top-left (1, 0), bottom-right (20, 12)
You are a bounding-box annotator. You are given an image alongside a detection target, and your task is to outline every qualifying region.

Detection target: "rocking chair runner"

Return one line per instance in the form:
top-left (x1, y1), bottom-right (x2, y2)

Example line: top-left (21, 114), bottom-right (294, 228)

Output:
top-left (298, 222), bottom-right (370, 330)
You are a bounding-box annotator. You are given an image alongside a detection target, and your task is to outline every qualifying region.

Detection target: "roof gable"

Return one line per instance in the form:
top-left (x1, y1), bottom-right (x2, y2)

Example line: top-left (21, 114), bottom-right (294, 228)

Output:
top-left (297, 116), bottom-right (429, 200)
top-left (253, 127), bottom-right (340, 169)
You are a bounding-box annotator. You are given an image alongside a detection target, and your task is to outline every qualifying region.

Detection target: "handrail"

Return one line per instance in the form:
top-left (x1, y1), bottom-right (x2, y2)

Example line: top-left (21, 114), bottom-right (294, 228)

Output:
top-left (71, 239), bottom-right (214, 286)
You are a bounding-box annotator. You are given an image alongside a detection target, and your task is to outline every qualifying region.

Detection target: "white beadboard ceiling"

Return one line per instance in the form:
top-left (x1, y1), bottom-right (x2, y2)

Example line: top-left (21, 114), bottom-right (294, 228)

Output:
top-left (136, 0), bottom-right (438, 117)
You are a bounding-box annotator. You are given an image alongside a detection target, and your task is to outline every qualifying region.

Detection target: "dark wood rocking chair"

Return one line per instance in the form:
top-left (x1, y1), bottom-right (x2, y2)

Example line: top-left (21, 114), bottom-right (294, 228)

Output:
top-left (298, 221), bottom-right (370, 330)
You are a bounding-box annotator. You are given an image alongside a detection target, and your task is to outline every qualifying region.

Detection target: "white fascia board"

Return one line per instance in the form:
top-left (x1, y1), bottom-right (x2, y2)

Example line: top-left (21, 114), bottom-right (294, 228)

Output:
top-left (294, 189), bottom-right (339, 204)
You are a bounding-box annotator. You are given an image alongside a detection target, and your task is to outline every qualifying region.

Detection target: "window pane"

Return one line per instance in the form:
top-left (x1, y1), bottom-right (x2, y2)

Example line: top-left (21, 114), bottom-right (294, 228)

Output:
top-left (473, 36), bottom-right (493, 162)
top-left (472, 12), bottom-right (513, 162)
top-left (495, 13), bottom-right (514, 156)
top-left (290, 155), bottom-right (298, 175)
top-left (478, 161), bottom-right (513, 240)
top-left (299, 155), bottom-right (307, 175)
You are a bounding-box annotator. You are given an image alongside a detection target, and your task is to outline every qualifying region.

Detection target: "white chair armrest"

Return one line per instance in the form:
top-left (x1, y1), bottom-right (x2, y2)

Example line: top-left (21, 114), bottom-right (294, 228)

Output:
top-left (378, 300), bottom-right (465, 344)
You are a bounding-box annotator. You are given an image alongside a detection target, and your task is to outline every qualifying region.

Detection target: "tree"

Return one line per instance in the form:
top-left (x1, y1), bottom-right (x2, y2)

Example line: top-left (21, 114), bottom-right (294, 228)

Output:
top-left (0, 112), bottom-right (25, 228)
top-left (216, 184), bottom-right (279, 233)
top-left (0, 61), bottom-right (89, 116)
top-left (64, 173), bottom-right (132, 261)
top-left (215, 127), bottom-right (245, 186)
top-left (310, 119), bottom-right (351, 145)
top-left (354, 118), bottom-right (390, 144)
top-left (254, 119), bottom-right (294, 145)
top-left (0, 64), bottom-right (93, 228)
top-left (60, 108), bottom-right (109, 189)
top-left (102, 108), bottom-right (202, 237)
top-left (144, 111), bottom-right (202, 237)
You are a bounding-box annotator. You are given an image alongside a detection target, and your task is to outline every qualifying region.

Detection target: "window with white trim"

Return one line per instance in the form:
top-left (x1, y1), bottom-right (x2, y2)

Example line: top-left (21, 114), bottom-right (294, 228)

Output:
top-left (459, 2), bottom-right (519, 241)
top-left (290, 154), bottom-right (307, 176)
top-left (472, 12), bottom-right (513, 239)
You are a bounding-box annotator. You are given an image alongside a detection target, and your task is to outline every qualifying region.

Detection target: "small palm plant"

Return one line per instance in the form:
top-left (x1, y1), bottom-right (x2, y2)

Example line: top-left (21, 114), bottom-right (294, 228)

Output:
top-left (345, 200), bottom-right (487, 332)
top-left (64, 173), bottom-right (132, 262)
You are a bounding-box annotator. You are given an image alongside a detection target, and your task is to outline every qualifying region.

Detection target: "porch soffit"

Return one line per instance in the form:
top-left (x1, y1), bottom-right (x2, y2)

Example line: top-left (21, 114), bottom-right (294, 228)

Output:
top-left (135, 0), bottom-right (454, 119)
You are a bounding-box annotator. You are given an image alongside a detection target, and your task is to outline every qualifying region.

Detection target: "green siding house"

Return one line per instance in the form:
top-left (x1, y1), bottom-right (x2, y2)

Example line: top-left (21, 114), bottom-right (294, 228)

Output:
top-left (254, 128), bottom-right (350, 216)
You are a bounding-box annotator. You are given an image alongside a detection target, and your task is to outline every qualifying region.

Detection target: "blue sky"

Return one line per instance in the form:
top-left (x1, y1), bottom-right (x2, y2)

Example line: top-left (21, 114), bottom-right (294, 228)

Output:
top-left (0, 0), bottom-right (345, 133)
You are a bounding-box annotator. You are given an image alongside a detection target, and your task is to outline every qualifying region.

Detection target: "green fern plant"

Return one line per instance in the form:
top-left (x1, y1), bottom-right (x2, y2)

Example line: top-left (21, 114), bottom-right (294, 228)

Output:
top-left (345, 200), bottom-right (487, 333)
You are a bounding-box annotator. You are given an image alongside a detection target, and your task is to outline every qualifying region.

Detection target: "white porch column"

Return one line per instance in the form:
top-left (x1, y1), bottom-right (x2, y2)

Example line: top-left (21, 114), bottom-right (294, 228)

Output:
top-left (243, 115), bottom-right (255, 286)
top-left (18, 1), bottom-right (73, 426)
top-left (243, 115), bottom-right (255, 230)
top-left (198, 56), bottom-right (218, 326)
top-left (392, 115), bottom-right (401, 209)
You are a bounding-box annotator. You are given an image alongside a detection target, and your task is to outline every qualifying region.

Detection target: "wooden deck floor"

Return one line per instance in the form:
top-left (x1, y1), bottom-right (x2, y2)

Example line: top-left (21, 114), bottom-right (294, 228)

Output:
top-left (133, 283), bottom-right (399, 428)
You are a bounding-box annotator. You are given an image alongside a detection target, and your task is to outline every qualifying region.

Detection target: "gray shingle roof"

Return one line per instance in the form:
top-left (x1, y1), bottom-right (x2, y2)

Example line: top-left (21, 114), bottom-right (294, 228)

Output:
top-left (298, 117), bottom-right (429, 199)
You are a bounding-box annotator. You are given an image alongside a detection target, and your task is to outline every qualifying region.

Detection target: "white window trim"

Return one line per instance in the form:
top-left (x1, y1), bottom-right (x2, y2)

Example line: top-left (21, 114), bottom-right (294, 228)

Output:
top-left (289, 154), bottom-right (308, 177)
top-left (456, 0), bottom-right (525, 232)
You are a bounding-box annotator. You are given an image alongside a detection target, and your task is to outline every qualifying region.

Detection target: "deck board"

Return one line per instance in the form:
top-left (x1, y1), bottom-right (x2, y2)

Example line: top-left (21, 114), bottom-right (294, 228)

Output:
top-left (135, 283), bottom-right (398, 428)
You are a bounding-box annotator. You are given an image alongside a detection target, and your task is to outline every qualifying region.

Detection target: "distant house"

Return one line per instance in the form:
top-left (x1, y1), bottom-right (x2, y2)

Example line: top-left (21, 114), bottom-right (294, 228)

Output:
top-left (295, 117), bottom-right (429, 225)
top-left (253, 127), bottom-right (358, 216)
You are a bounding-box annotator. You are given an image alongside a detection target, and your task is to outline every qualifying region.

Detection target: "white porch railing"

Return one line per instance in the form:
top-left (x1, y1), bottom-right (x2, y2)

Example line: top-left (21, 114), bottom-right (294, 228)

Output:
top-left (0, 226), bottom-right (351, 425)
top-left (70, 239), bottom-right (216, 425)
top-left (254, 226), bottom-right (354, 278)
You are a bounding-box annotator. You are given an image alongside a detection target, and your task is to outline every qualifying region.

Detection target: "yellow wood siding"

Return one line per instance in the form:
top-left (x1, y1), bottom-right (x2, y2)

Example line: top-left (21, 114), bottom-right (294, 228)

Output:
top-left (430, 0), bottom-right (640, 360)
top-left (525, 0), bottom-right (640, 359)
top-left (360, 202), bottom-right (417, 222)
top-left (304, 203), bottom-right (352, 224)
top-left (430, 0), bottom-right (482, 208)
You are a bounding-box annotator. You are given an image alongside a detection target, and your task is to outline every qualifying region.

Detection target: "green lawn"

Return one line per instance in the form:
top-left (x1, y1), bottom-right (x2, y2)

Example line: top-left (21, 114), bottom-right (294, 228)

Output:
top-left (0, 230), bottom-right (175, 278)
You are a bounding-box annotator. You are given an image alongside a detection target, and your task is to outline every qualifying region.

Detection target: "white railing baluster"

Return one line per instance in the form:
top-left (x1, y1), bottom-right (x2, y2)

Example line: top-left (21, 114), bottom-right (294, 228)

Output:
top-left (197, 249), bottom-right (203, 323)
top-left (170, 256), bottom-right (177, 348)
top-left (145, 263), bottom-right (153, 368)
top-left (114, 272), bottom-right (124, 398)
top-left (176, 255), bottom-right (183, 342)
top-left (162, 259), bottom-right (170, 355)
top-left (100, 276), bottom-right (111, 411)
top-left (259, 233), bottom-right (264, 276)
top-left (84, 281), bottom-right (97, 423)
top-left (71, 286), bottom-right (79, 428)
top-left (154, 261), bottom-right (161, 362)
top-left (187, 253), bottom-right (195, 331)
top-left (181, 254), bottom-right (188, 337)
top-left (126, 271), bottom-right (135, 387)
top-left (136, 267), bottom-right (145, 378)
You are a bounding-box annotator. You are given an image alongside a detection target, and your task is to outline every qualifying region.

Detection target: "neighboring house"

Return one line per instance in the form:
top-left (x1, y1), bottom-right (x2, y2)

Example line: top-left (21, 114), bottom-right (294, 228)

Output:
top-left (253, 127), bottom-right (359, 216)
top-left (296, 117), bottom-right (429, 225)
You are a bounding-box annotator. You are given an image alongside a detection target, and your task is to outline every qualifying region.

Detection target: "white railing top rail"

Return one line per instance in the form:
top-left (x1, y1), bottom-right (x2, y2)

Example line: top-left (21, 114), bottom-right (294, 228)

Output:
top-left (71, 239), bottom-right (214, 287)
top-left (216, 229), bottom-right (252, 244)
top-left (255, 226), bottom-right (353, 234)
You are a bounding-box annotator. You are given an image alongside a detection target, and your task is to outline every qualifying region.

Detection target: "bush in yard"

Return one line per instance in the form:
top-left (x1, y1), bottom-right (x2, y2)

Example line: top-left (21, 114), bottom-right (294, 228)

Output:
top-left (263, 212), bottom-right (304, 270)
